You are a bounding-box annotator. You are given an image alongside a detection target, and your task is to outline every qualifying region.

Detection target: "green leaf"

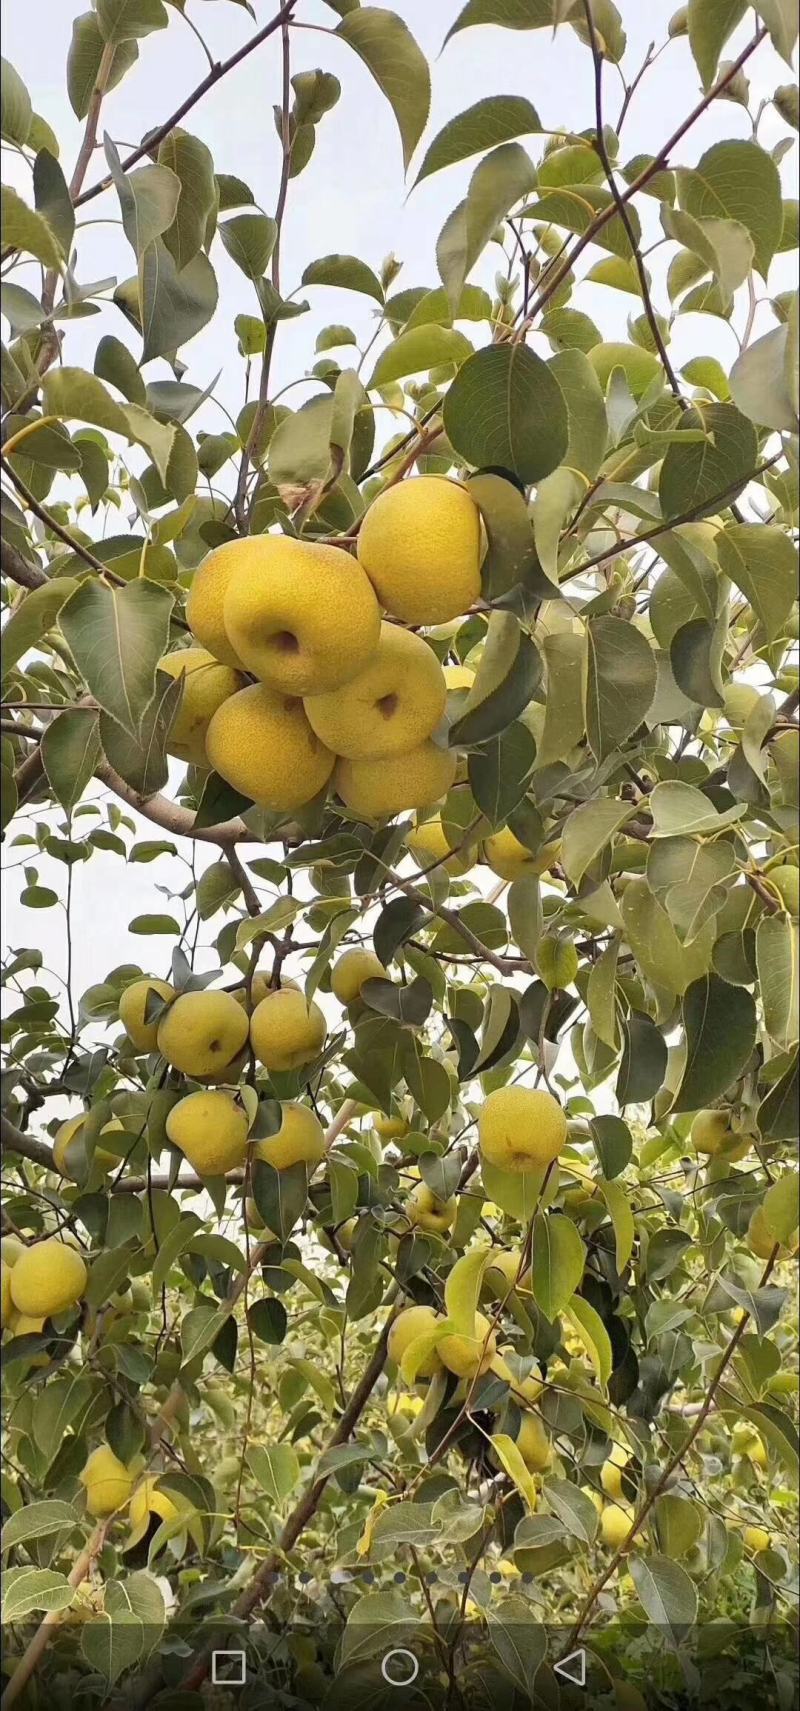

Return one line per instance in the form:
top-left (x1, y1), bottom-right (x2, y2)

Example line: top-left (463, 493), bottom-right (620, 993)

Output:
top-left (729, 324), bottom-right (798, 431)
top-left (762, 1171), bottom-right (799, 1245)
top-left (368, 325), bottom-right (472, 388)
top-left (449, 612), bottom-right (542, 746)
top-left (586, 616), bottom-right (657, 762)
top-left (662, 207), bottom-right (754, 300)
top-left (1, 57), bottom-right (32, 146)
top-left (673, 973), bottom-right (757, 1112)
top-left (561, 798), bottom-right (633, 886)
top-left (754, 0), bottom-right (799, 62)
top-left (530, 1211), bottom-right (585, 1322)
top-left (1, 579), bottom-right (79, 681)
top-left (1, 1500), bottom-right (80, 1550)
top-left (487, 1592), bottom-right (547, 1684)
top-left (547, 347), bottom-right (608, 479)
top-left (445, 0), bottom-right (578, 46)
top-left (60, 579), bottom-right (174, 737)
top-left (629, 1555), bottom-right (698, 1636)
top-left (413, 95), bottom-right (541, 188)
top-left (41, 712), bottom-right (101, 814)
top-left (335, 7), bottom-right (430, 171)
top-left (617, 1016), bottom-right (668, 1104)
top-left (537, 630), bottom-right (587, 766)
top-left (301, 253), bottom-right (384, 301)
top-left (139, 242), bottom-right (218, 363)
top-left (96, 0), bottom-right (168, 43)
top-left (128, 914), bottom-right (180, 934)
top-left (445, 1245), bottom-right (491, 1334)
top-left (687, 0), bottom-right (747, 87)
top-left (757, 916), bottom-right (799, 1051)
top-left (33, 151), bottom-right (74, 255)
top-left (654, 1492), bottom-right (703, 1559)
top-left (649, 779), bottom-right (744, 838)
top-left (679, 140), bottom-right (783, 278)
top-left (67, 13), bottom-right (138, 120)
top-left (437, 143), bottom-right (537, 309)
top-left (507, 873), bottom-right (543, 962)
top-left (94, 335), bottom-right (146, 404)
top-left (469, 723), bottom-right (536, 825)
top-left (246, 1443), bottom-right (300, 1504)
top-left (620, 878), bottom-right (717, 996)
top-left (159, 130), bottom-right (217, 270)
top-left (1, 185), bottom-right (62, 269)
top-left (104, 135), bottom-right (180, 260)
top-left (2, 1569), bottom-right (75, 1624)
top-left (563, 1295), bottom-right (612, 1386)
top-left (443, 343), bottom-right (568, 483)
top-left (590, 1114), bottom-right (632, 1178)
top-left (658, 403), bottom-right (758, 520)
top-left (600, 1178), bottom-right (635, 1271)
top-left (717, 525), bottom-right (798, 642)
top-left (523, 184), bottom-right (642, 260)
top-left (220, 213), bottom-right (277, 280)
top-left (586, 936), bottom-right (619, 1049)
top-left (466, 471), bottom-right (540, 600)
top-left (252, 1159), bottom-right (308, 1243)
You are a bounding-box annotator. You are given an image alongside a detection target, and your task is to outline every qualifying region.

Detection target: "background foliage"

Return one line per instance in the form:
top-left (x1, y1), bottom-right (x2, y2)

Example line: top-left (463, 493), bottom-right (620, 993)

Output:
top-left (1, 0), bottom-right (798, 1706)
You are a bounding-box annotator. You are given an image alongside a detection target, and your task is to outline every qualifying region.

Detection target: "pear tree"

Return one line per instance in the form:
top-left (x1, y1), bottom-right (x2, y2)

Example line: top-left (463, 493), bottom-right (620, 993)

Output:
top-left (1, 1), bottom-right (799, 1705)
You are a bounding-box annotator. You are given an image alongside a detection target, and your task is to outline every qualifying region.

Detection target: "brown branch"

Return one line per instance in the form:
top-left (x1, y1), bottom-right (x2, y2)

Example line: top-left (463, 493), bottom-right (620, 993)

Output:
top-left (0, 537), bottom-right (47, 591)
top-left (74, 1), bottom-right (299, 208)
top-left (179, 1314), bottom-right (392, 1691)
top-left (1, 1114), bottom-right (55, 1171)
top-left (1, 456), bottom-right (109, 576)
top-left (224, 847), bottom-right (262, 916)
top-left (582, 0), bottom-right (685, 408)
top-left (558, 1250), bottom-right (778, 1658)
top-left (94, 760), bottom-right (253, 844)
top-left (516, 26), bottom-right (768, 334)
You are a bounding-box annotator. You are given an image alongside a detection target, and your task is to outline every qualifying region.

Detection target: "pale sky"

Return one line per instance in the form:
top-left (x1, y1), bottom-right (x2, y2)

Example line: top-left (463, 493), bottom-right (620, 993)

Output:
top-left (2, 1), bottom-right (796, 1050)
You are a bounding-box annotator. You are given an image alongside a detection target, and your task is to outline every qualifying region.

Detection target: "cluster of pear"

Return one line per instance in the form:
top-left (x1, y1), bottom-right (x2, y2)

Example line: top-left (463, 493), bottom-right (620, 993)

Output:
top-left (1, 1235), bottom-right (87, 1342)
top-left (78, 1446), bottom-right (180, 1532)
top-left (160, 476), bottom-right (483, 820)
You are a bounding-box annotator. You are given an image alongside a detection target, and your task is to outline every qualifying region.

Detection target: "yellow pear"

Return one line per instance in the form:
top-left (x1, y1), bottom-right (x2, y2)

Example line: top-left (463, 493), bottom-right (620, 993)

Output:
top-left (304, 623), bottom-right (446, 759)
top-left (185, 540), bottom-right (251, 668)
top-left (9, 1240), bottom-right (87, 1318)
top-left (166, 1089), bottom-right (249, 1175)
top-left (406, 1182), bottom-right (456, 1234)
top-left (331, 948), bottom-right (387, 1004)
top-left (222, 534), bottom-right (380, 695)
top-left (357, 476), bottom-right (482, 625)
top-left (743, 1525), bottom-right (770, 1552)
top-left (600, 1502), bottom-right (635, 1548)
top-left (232, 972), bottom-right (273, 1010)
top-left (249, 989), bottom-right (327, 1072)
top-left (479, 1087), bottom-right (567, 1173)
top-left (407, 816), bottom-right (474, 876)
top-left (118, 977), bottom-right (176, 1052)
top-left (485, 1250), bottom-right (531, 1296)
top-left (439, 1310), bottom-right (497, 1378)
top-left (482, 827), bottom-right (560, 881)
top-left (1, 1261), bottom-right (12, 1328)
top-left (374, 1113), bottom-right (408, 1140)
top-left (444, 664), bottom-right (475, 692)
top-left (157, 649), bottom-right (246, 766)
top-left (1, 1235), bottom-right (25, 1268)
top-left (690, 1108), bottom-right (750, 1162)
top-left (387, 1304), bottom-right (444, 1378)
top-left (254, 1103), bottom-right (326, 1170)
top-left (515, 1411), bottom-right (552, 1471)
top-left (53, 1115), bottom-right (125, 1178)
top-left (206, 683), bottom-right (335, 812)
top-left (768, 863), bottom-right (799, 917)
top-left (157, 989), bottom-right (249, 1078)
top-left (80, 1445), bottom-right (135, 1517)
top-left (129, 1477), bottom-right (179, 1531)
top-left (335, 741), bottom-right (457, 820)
top-left (747, 1205), bottom-right (782, 1261)
top-left (600, 1441), bottom-right (630, 1500)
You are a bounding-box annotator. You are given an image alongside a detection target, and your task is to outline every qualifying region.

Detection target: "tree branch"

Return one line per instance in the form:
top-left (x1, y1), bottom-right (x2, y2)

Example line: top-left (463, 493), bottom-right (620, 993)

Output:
top-left (1, 456), bottom-right (109, 576)
top-left (1, 1114), bottom-right (54, 1171)
top-left (74, 0), bottom-right (298, 208)
top-left (1, 1521), bottom-right (110, 1710)
top-left (94, 761), bottom-right (253, 845)
top-left (0, 537), bottom-right (47, 591)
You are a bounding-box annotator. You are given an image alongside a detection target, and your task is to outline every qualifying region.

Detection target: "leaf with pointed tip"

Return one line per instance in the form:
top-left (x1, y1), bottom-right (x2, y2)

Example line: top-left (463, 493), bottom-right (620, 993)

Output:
top-left (687, 0), bottom-right (747, 87)
top-left (60, 579), bottom-right (174, 737)
top-left (673, 974), bottom-right (757, 1112)
top-left (41, 712), bottom-right (101, 813)
top-left (717, 525), bottom-right (798, 641)
top-left (449, 612), bottom-right (542, 747)
top-left (678, 140), bottom-right (783, 278)
top-left (729, 326), bottom-right (798, 431)
top-left (104, 135), bottom-right (180, 260)
top-left (658, 403), bottom-right (758, 520)
top-left (335, 8), bottom-right (430, 171)
top-left (437, 142), bottom-right (537, 310)
top-left (99, 669), bottom-right (183, 795)
top-left (531, 1211), bottom-right (585, 1322)
top-left (413, 95), bottom-right (541, 188)
top-left (445, 0), bottom-right (578, 47)
top-left (586, 616), bottom-right (657, 762)
top-left (443, 344), bottom-right (568, 483)
top-left (139, 241), bottom-right (218, 362)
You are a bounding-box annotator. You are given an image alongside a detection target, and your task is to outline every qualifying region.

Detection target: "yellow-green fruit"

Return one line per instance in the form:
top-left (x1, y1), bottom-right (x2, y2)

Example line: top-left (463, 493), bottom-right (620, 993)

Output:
top-left (732, 1422), bottom-right (768, 1466)
top-left (374, 1113), bottom-right (408, 1139)
top-left (387, 1304), bottom-right (443, 1378)
top-left (690, 1108), bottom-right (750, 1162)
top-left (601, 1441), bottom-right (630, 1500)
top-left (80, 1445), bottom-right (135, 1517)
top-left (331, 948), bottom-right (387, 1004)
top-left (304, 623), bottom-right (447, 759)
top-left (254, 1103), bottom-right (326, 1170)
top-left (233, 972), bottom-right (273, 1010)
top-left (118, 977), bottom-right (176, 1052)
top-left (357, 475), bottom-right (483, 625)
top-left (222, 534), bottom-right (380, 696)
top-left (479, 1086), bottom-right (567, 1174)
top-left (249, 989), bottom-right (327, 1072)
top-left (485, 1251), bottom-right (530, 1296)
top-left (747, 1205), bottom-right (780, 1261)
top-left (129, 1478), bottom-right (179, 1530)
top-left (723, 682), bottom-right (762, 728)
top-left (444, 664), bottom-right (475, 692)
top-left (516, 1411), bottom-right (552, 1472)
top-left (157, 649), bottom-right (246, 766)
top-left (335, 741), bottom-right (457, 820)
top-left (769, 864), bottom-right (799, 917)
top-left (407, 817), bottom-right (474, 876)
top-left (157, 989), bottom-right (249, 1078)
top-left (206, 683), bottom-right (335, 813)
top-left (600, 1502), bottom-right (634, 1548)
top-left (406, 1182), bottom-right (456, 1234)
top-left (1, 1236), bottom-right (24, 1268)
top-left (166, 1090), bottom-right (249, 1175)
top-left (185, 541), bottom-right (250, 668)
top-left (243, 1197), bottom-right (277, 1237)
top-left (482, 827), bottom-right (559, 881)
top-left (53, 1115), bottom-right (124, 1178)
top-left (1, 1262), bottom-right (12, 1328)
top-left (9, 1240), bottom-right (87, 1318)
top-left (439, 1310), bottom-right (497, 1378)
top-left (744, 1525), bottom-right (770, 1552)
